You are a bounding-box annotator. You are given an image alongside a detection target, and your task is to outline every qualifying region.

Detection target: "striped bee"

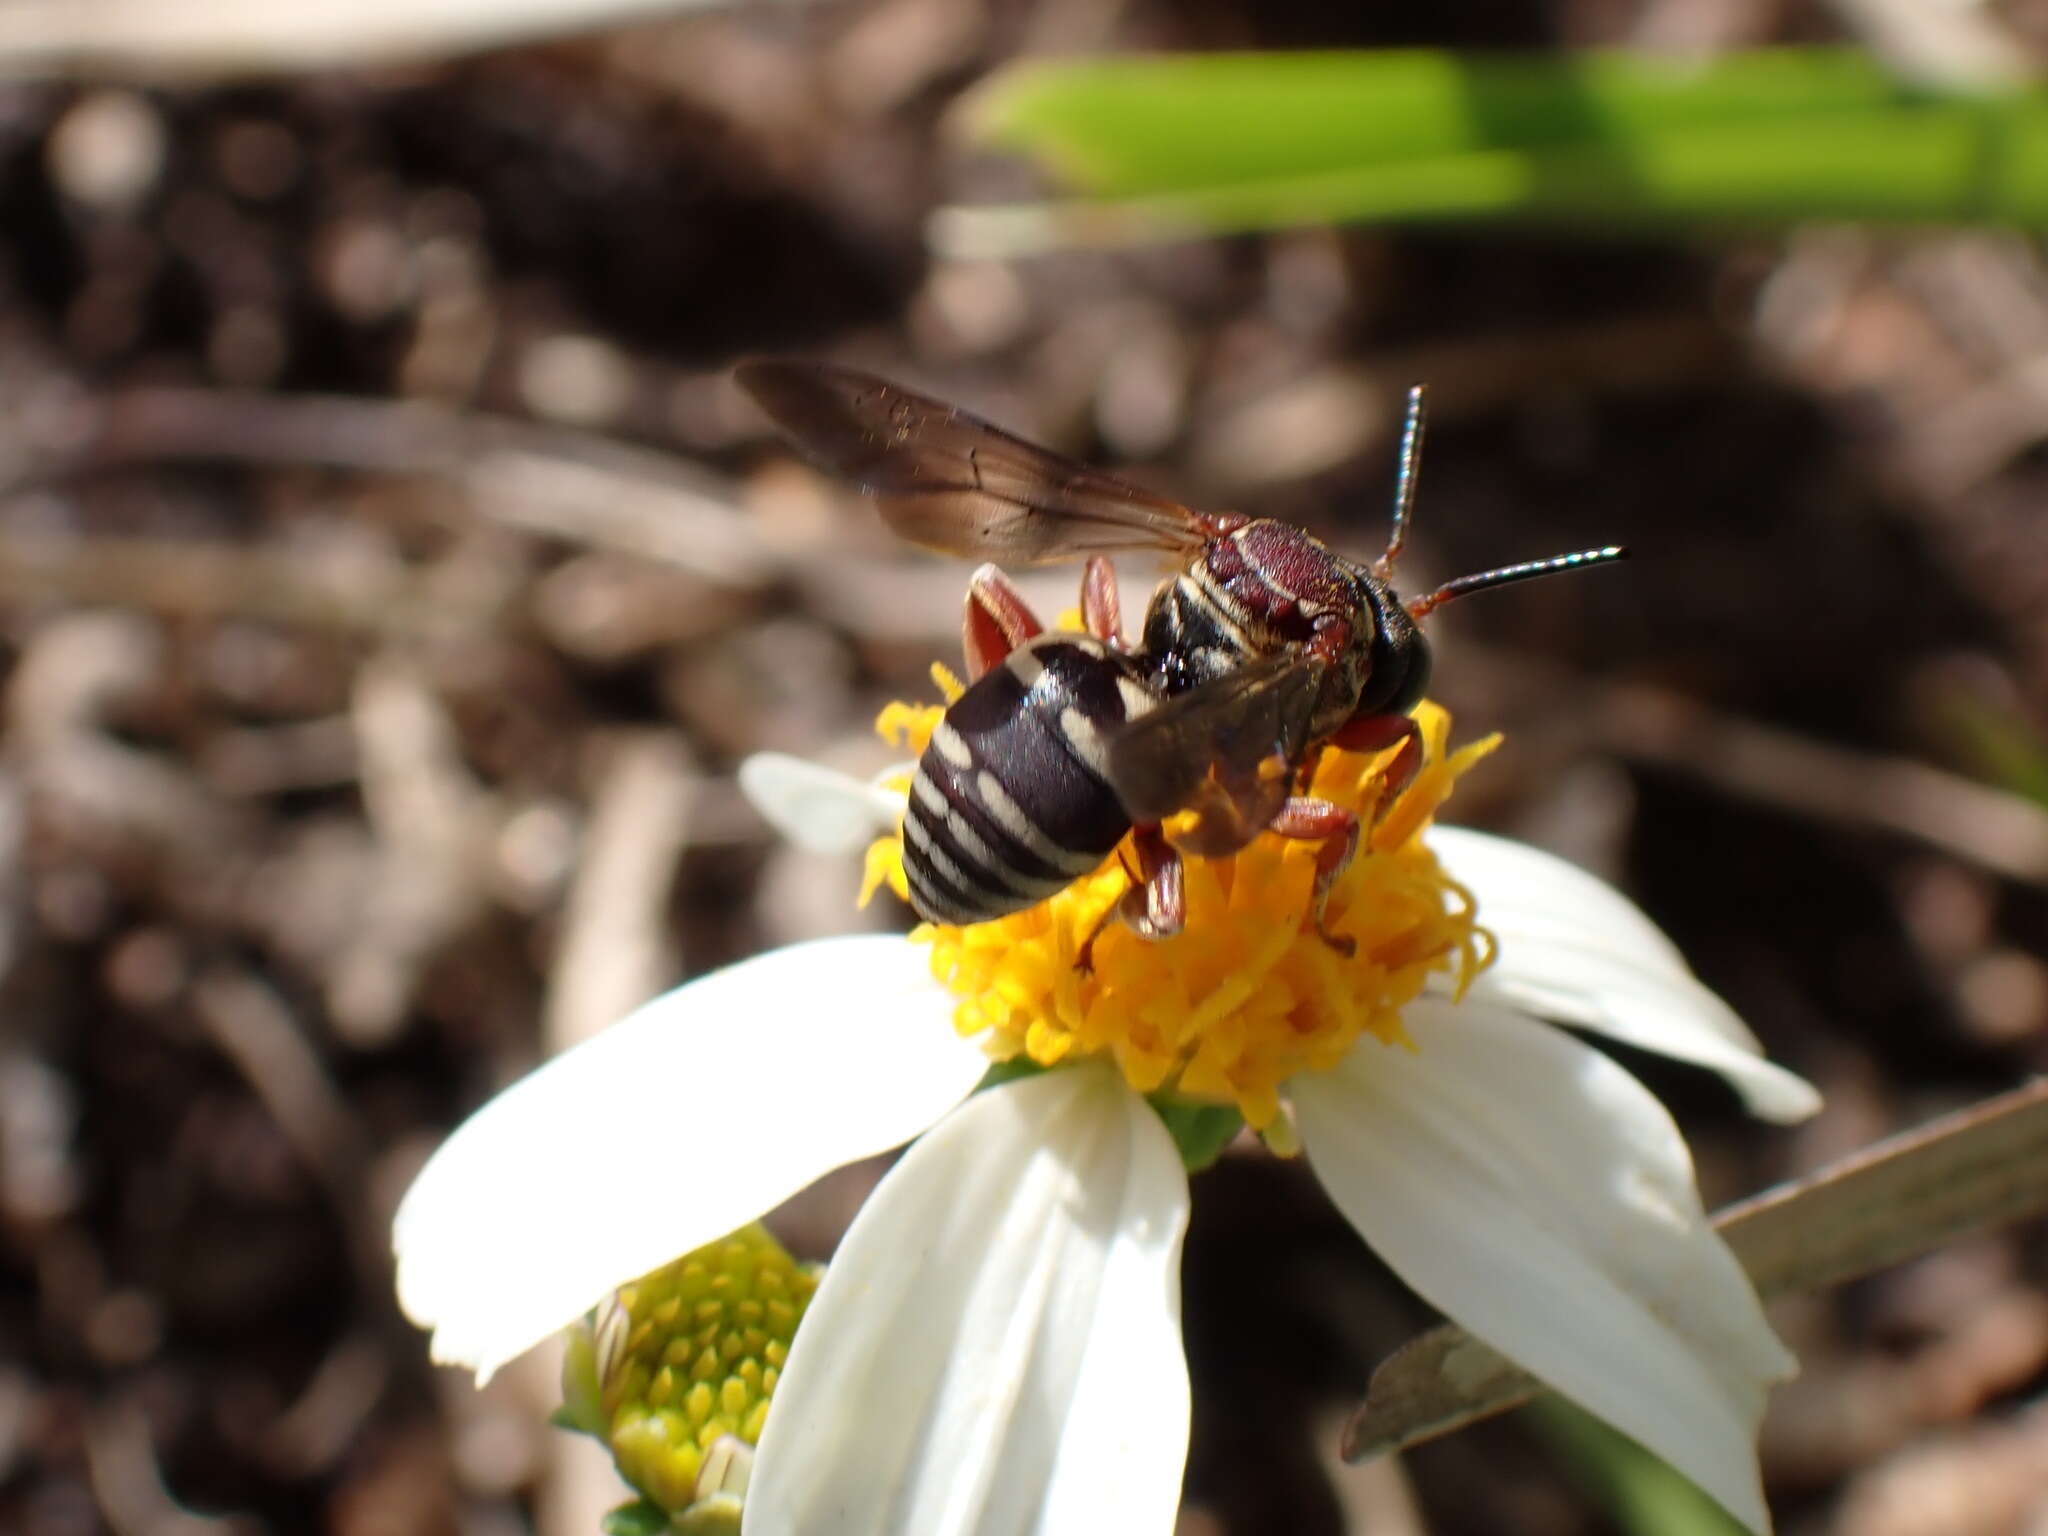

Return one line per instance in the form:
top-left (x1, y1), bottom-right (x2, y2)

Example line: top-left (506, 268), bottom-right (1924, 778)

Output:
top-left (737, 360), bottom-right (1623, 960)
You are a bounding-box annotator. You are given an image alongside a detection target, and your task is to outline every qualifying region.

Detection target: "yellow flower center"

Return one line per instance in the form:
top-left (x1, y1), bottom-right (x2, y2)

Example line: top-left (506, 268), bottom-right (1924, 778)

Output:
top-left (865, 668), bottom-right (1498, 1131)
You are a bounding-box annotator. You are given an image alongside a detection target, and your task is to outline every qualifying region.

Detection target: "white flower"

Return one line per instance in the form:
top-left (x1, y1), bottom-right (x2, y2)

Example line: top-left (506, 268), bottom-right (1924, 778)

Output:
top-left (394, 747), bottom-right (1818, 1536)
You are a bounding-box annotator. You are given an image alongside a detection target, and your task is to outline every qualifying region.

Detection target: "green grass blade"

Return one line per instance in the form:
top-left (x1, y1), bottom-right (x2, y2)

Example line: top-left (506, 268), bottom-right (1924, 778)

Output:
top-left (961, 48), bottom-right (1929, 197)
top-left (934, 98), bottom-right (2048, 256)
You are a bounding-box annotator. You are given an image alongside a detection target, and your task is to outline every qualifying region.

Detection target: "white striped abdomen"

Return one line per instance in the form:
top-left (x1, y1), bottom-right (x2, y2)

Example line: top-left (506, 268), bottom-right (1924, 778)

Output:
top-left (903, 635), bottom-right (1155, 925)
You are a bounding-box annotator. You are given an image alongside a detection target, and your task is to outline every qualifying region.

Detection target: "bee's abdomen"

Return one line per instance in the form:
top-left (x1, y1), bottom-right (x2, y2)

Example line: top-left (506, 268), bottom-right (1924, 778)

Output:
top-left (903, 637), bottom-right (1148, 926)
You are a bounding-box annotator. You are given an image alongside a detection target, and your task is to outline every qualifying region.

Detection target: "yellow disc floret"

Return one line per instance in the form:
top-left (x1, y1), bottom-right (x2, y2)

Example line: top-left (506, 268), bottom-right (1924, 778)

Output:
top-left (866, 688), bottom-right (1497, 1130)
top-left (564, 1224), bottom-right (818, 1524)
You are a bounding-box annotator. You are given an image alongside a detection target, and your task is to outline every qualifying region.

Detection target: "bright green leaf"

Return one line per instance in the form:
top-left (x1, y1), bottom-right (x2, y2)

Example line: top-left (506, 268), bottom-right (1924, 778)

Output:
top-left (941, 48), bottom-right (2048, 253)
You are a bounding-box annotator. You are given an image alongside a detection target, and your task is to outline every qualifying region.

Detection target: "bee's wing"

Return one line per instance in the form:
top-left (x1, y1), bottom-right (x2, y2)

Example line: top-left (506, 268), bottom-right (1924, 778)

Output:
top-left (736, 359), bottom-right (1213, 563)
top-left (1104, 657), bottom-right (1327, 855)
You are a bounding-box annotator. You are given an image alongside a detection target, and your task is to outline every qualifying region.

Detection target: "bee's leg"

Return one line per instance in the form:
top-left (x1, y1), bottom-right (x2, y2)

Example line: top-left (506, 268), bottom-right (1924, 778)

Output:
top-left (1326, 712), bottom-right (1423, 821)
top-left (1126, 825), bottom-right (1186, 941)
top-left (1266, 798), bottom-right (1360, 957)
top-left (963, 563), bottom-right (1045, 680)
top-left (1295, 742), bottom-right (1327, 794)
top-left (1081, 555), bottom-right (1123, 645)
top-left (1076, 825), bottom-right (1183, 972)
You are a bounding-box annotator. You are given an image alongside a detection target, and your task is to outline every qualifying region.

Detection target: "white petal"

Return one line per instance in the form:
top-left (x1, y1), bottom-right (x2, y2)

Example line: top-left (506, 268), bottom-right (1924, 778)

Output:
top-left (747, 1066), bottom-right (1191, 1536)
top-left (1432, 826), bottom-right (1820, 1123)
top-left (393, 935), bottom-right (985, 1382)
top-left (1294, 997), bottom-right (1794, 1536)
top-left (1429, 826), bottom-right (1693, 980)
top-left (739, 751), bottom-right (905, 854)
top-left (1456, 967), bottom-right (1819, 1125)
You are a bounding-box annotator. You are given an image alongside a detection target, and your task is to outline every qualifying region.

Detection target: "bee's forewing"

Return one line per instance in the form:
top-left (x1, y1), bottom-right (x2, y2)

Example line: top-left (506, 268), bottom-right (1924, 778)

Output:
top-left (736, 359), bottom-right (1213, 564)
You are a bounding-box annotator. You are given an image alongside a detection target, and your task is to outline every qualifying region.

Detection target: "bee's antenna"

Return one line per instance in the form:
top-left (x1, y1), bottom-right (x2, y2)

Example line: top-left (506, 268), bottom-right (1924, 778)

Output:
top-left (1373, 384), bottom-right (1426, 580)
top-left (1406, 545), bottom-right (1629, 620)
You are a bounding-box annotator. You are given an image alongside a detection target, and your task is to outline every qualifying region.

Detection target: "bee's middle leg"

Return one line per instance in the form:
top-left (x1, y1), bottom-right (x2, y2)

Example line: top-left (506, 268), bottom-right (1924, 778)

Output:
top-left (963, 563), bottom-right (1045, 680)
top-left (1266, 797), bottom-right (1360, 956)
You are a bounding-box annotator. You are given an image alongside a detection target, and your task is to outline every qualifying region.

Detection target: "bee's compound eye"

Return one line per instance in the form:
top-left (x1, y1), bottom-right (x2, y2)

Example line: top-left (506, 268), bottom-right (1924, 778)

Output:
top-left (1378, 630), bottom-right (1432, 717)
top-left (1357, 591), bottom-right (1430, 717)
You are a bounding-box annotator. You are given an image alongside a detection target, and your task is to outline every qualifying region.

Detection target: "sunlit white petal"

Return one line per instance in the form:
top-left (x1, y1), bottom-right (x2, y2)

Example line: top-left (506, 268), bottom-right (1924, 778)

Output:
top-left (1429, 826), bottom-right (1694, 983)
top-left (748, 1066), bottom-right (1191, 1536)
top-left (1432, 826), bottom-right (1820, 1123)
top-left (739, 751), bottom-right (905, 853)
top-left (1293, 997), bottom-right (1794, 1536)
top-left (394, 935), bottom-right (984, 1381)
top-left (1457, 963), bottom-right (1819, 1123)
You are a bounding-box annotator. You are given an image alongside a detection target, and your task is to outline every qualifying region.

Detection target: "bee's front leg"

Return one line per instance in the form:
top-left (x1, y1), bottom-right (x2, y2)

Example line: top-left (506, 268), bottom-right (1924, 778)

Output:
top-left (1326, 712), bottom-right (1423, 821)
top-left (962, 563), bottom-right (1045, 680)
top-left (1076, 824), bottom-right (1183, 972)
top-left (1266, 797), bottom-right (1359, 957)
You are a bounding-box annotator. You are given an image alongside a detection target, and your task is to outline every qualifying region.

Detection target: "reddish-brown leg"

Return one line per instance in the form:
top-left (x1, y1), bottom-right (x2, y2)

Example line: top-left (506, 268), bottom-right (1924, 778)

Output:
top-left (1080, 556), bottom-right (1123, 645)
top-left (1076, 824), bottom-right (1185, 972)
top-left (963, 563), bottom-right (1045, 680)
top-left (1327, 712), bottom-right (1424, 819)
top-left (1266, 797), bottom-right (1360, 956)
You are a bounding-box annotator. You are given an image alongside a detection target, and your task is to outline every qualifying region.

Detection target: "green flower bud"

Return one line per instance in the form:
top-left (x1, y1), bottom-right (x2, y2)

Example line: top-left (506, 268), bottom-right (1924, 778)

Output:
top-left (564, 1224), bottom-right (818, 1527)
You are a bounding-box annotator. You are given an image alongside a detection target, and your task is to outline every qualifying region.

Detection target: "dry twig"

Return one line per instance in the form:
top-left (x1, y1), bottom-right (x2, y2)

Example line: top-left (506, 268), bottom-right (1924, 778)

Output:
top-left (0, 0), bottom-right (747, 78)
top-left (543, 732), bottom-right (696, 1052)
top-left (58, 387), bottom-right (779, 587)
top-left (331, 656), bottom-right (500, 1046)
top-left (191, 967), bottom-right (371, 1218)
top-left (86, 1395), bottom-right (257, 1536)
top-left (1595, 684), bottom-right (2048, 887)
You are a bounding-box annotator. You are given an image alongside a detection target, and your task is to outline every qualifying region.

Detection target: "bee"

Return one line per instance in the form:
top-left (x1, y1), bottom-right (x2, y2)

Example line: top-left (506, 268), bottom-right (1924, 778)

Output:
top-left (736, 360), bottom-right (1624, 961)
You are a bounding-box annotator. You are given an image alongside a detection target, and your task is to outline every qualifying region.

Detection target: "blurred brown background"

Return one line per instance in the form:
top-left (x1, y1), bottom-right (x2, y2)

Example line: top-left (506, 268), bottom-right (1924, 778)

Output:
top-left (1, 1), bottom-right (2046, 1534)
